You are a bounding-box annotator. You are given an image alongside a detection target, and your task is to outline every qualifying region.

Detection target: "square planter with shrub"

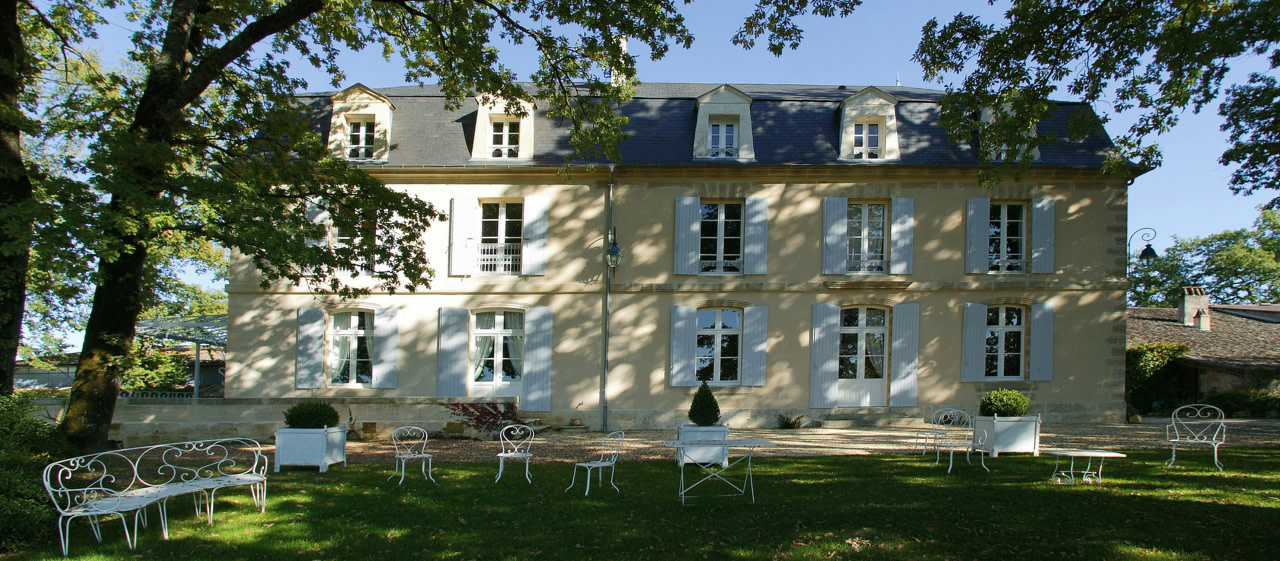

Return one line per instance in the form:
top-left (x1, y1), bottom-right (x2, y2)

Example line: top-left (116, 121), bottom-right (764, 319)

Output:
top-left (274, 401), bottom-right (347, 472)
top-left (973, 389), bottom-right (1041, 457)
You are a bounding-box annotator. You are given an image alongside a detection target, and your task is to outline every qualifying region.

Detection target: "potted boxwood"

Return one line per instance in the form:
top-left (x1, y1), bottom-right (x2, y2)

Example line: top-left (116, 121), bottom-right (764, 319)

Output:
top-left (973, 388), bottom-right (1041, 457)
top-left (677, 380), bottom-right (729, 465)
top-left (274, 401), bottom-right (347, 472)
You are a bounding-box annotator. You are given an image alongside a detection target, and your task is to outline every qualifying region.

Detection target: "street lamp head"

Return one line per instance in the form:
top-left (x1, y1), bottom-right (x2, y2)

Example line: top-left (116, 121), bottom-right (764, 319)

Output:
top-left (1139, 243), bottom-right (1158, 267)
top-left (606, 241), bottom-right (622, 269)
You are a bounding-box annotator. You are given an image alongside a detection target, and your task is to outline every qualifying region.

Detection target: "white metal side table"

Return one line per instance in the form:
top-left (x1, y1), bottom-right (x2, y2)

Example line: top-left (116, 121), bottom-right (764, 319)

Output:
top-left (1045, 449), bottom-right (1127, 484)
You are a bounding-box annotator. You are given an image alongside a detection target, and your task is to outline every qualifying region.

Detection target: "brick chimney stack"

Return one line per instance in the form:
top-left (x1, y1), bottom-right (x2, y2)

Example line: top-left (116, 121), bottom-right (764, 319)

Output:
top-left (1180, 286), bottom-right (1210, 328)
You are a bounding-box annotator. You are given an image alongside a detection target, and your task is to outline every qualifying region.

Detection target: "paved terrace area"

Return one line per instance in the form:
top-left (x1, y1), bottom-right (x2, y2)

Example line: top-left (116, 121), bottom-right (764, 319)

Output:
top-left (336, 418), bottom-right (1280, 465)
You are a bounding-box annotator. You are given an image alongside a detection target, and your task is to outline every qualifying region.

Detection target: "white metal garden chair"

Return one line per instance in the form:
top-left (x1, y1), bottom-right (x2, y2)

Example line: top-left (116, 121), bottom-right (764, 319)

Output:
top-left (1166, 404), bottom-right (1227, 471)
top-left (495, 424), bottom-right (535, 483)
top-left (565, 431), bottom-right (625, 495)
top-left (915, 408), bottom-right (952, 455)
top-left (930, 408), bottom-right (989, 474)
top-left (388, 426), bottom-right (435, 484)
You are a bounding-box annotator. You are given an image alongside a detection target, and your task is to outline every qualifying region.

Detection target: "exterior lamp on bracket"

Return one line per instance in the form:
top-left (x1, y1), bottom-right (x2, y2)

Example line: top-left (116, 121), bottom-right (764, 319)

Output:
top-left (1127, 227), bottom-right (1159, 275)
top-left (606, 228), bottom-right (622, 275)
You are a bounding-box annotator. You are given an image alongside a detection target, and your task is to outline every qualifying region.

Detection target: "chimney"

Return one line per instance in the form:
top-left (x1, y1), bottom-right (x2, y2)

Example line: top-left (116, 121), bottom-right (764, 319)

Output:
top-left (608, 36), bottom-right (629, 88)
top-left (1180, 286), bottom-right (1210, 327)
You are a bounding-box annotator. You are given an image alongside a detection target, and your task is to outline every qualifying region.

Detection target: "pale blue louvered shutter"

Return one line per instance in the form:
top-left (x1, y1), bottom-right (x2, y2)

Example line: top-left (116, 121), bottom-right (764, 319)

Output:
top-left (305, 201), bottom-right (329, 248)
top-left (296, 307), bottom-right (325, 389)
top-left (965, 198), bottom-right (990, 274)
top-left (822, 197), bottom-right (848, 274)
top-left (522, 196), bottom-right (549, 276)
top-left (889, 198), bottom-right (914, 275)
top-left (674, 197), bottom-right (701, 275)
top-left (809, 303), bottom-right (840, 408)
top-left (449, 197), bottom-right (479, 277)
top-left (521, 307), bottom-right (553, 411)
top-left (1030, 198), bottom-right (1055, 274)
top-left (741, 306), bottom-right (768, 386)
top-left (371, 307), bottom-right (399, 389)
top-left (743, 197), bottom-right (769, 275)
top-left (437, 307), bottom-right (470, 396)
top-left (961, 302), bottom-right (988, 382)
top-left (889, 302), bottom-right (920, 406)
top-left (1029, 302), bottom-right (1054, 381)
top-left (670, 306), bottom-right (697, 386)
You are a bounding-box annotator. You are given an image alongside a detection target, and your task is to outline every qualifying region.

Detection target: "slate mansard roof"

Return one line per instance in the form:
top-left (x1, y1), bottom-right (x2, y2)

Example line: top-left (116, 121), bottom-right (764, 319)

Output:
top-left (300, 82), bottom-right (1116, 169)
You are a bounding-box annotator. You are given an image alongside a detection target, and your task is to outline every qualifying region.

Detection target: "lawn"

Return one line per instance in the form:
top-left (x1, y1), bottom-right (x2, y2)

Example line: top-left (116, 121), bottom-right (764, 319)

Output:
top-left (17, 448), bottom-right (1280, 561)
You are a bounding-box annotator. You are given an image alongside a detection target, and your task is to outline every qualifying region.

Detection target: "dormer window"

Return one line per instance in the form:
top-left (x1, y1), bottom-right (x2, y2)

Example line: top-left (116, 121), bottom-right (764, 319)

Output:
top-left (980, 106), bottom-right (1041, 162)
top-left (347, 118), bottom-right (376, 159)
top-left (839, 87), bottom-right (899, 162)
top-left (490, 120), bottom-right (520, 158)
top-left (852, 120), bottom-right (882, 159)
top-left (709, 120), bottom-right (737, 158)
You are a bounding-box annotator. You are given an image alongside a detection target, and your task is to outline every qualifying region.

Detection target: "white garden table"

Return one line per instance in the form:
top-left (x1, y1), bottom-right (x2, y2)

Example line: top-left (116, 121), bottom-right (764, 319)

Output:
top-left (662, 439), bottom-right (776, 504)
top-left (1045, 449), bottom-right (1127, 484)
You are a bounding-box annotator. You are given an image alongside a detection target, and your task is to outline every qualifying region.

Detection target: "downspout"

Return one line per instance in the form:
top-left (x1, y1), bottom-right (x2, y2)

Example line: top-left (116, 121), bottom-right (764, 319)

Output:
top-left (601, 164), bottom-right (616, 431)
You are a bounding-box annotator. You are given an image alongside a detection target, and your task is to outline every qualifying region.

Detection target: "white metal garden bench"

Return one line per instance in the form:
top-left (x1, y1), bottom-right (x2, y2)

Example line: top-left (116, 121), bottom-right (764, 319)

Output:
top-left (42, 438), bottom-right (268, 556)
top-left (1166, 404), bottom-right (1227, 471)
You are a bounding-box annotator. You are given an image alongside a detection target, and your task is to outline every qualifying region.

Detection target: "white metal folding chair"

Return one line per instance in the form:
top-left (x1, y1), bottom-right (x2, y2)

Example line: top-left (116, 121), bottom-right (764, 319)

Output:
top-left (388, 426), bottom-right (435, 484)
top-left (495, 424), bottom-right (535, 483)
top-left (565, 431), bottom-right (625, 495)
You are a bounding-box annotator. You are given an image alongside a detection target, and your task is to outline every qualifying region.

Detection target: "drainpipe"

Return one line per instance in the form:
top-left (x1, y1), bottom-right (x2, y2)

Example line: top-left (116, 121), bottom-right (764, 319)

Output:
top-left (602, 164), bottom-right (616, 432)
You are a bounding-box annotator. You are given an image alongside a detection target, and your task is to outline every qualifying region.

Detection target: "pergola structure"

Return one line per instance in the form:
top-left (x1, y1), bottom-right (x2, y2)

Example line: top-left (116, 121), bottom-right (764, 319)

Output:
top-left (136, 314), bottom-right (227, 398)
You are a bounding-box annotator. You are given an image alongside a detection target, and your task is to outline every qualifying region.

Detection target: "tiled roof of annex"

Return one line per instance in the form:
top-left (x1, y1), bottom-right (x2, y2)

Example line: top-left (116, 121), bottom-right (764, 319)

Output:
top-left (1127, 306), bottom-right (1280, 375)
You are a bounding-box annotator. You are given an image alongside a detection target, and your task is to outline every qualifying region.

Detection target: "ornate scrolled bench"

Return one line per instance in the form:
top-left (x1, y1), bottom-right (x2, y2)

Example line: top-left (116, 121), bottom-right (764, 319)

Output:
top-left (42, 438), bottom-right (268, 556)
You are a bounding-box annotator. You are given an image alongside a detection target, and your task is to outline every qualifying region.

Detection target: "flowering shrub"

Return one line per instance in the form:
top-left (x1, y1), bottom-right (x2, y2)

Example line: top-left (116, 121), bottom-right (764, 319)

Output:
top-left (444, 402), bottom-right (523, 434)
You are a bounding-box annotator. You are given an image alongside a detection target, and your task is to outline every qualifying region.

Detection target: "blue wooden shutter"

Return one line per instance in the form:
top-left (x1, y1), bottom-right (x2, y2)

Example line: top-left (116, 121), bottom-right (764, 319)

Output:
top-left (670, 306), bottom-right (697, 386)
top-left (522, 196), bottom-right (549, 276)
top-left (809, 303), bottom-right (840, 408)
top-left (521, 307), bottom-right (553, 411)
top-left (961, 302), bottom-right (987, 382)
top-left (296, 307), bottom-right (325, 389)
top-left (1029, 302), bottom-right (1054, 381)
top-left (371, 307), bottom-right (399, 389)
top-left (965, 198), bottom-right (990, 274)
top-left (741, 306), bottom-right (768, 386)
top-left (448, 197), bottom-right (479, 277)
top-left (305, 201), bottom-right (329, 248)
top-left (674, 197), bottom-right (700, 275)
top-left (1030, 198), bottom-right (1055, 274)
top-left (822, 197), bottom-right (848, 274)
top-left (889, 198), bottom-right (914, 275)
top-left (889, 302), bottom-right (919, 406)
top-left (437, 307), bottom-right (470, 396)
top-left (743, 197), bottom-right (769, 275)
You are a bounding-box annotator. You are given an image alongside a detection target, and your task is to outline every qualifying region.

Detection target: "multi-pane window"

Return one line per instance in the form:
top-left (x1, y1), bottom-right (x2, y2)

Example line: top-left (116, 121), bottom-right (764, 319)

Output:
top-left (347, 119), bottom-right (375, 159)
top-left (838, 307), bottom-right (887, 379)
top-left (695, 308), bottom-right (741, 383)
top-left (490, 120), bottom-right (520, 158)
top-left (984, 306), bottom-right (1024, 378)
top-left (709, 121), bottom-right (736, 158)
top-left (699, 201), bottom-right (743, 273)
top-left (478, 201), bottom-right (523, 274)
top-left (333, 204), bottom-right (375, 270)
top-left (847, 202), bottom-right (886, 273)
top-left (852, 121), bottom-right (881, 159)
top-left (987, 203), bottom-right (1025, 273)
top-left (472, 311), bottom-right (524, 387)
top-left (329, 311), bottom-right (373, 385)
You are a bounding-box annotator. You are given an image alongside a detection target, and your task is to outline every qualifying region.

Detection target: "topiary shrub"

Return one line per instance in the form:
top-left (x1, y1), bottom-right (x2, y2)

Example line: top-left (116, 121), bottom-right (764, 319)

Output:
top-left (282, 401), bottom-right (340, 429)
top-left (978, 388), bottom-right (1031, 417)
top-left (687, 380), bottom-right (721, 426)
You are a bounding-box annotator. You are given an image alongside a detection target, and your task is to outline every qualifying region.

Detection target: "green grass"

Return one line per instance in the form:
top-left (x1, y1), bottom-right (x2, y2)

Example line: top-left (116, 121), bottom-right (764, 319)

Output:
top-left (15, 449), bottom-right (1280, 561)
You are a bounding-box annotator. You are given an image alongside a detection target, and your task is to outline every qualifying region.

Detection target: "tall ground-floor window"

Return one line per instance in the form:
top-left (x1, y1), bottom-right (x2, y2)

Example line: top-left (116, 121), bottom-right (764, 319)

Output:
top-left (472, 310), bottom-right (524, 396)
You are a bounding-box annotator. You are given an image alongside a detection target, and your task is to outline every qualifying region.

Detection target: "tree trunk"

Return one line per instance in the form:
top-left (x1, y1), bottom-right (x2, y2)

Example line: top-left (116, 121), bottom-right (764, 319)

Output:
top-left (0, 0), bottom-right (33, 395)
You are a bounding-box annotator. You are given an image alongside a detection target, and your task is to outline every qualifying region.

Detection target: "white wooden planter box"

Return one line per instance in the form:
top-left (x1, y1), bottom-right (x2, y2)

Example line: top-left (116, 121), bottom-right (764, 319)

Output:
top-left (274, 425), bottom-right (347, 472)
top-left (677, 423), bottom-right (729, 466)
top-left (973, 414), bottom-right (1041, 457)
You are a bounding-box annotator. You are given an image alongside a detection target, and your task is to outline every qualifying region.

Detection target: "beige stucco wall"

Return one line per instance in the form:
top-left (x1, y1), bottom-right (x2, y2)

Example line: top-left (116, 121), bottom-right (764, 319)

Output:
top-left (212, 165), bottom-right (1128, 434)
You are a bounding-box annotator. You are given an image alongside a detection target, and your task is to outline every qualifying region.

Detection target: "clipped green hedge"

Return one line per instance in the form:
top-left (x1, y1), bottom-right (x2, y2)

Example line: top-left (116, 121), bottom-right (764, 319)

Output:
top-left (978, 388), bottom-right (1031, 417)
top-left (1125, 342), bottom-right (1189, 414)
top-left (1201, 389), bottom-right (1280, 418)
top-left (282, 401), bottom-right (341, 429)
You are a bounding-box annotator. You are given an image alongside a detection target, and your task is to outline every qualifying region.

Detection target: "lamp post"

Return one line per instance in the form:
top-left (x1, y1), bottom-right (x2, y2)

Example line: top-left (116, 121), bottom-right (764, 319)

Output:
top-left (1127, 227), bottom-right (1159, 274)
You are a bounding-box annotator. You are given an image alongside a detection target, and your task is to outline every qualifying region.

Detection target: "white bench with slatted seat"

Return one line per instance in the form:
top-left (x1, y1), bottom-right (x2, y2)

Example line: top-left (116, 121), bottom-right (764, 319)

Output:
top-left (42, 438), bottom-right (268, 556)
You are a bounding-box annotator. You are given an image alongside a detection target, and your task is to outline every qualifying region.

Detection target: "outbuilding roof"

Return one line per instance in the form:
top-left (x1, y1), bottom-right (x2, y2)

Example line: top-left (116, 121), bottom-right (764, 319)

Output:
top-left (1127, 307), bottom-right (1280, 375)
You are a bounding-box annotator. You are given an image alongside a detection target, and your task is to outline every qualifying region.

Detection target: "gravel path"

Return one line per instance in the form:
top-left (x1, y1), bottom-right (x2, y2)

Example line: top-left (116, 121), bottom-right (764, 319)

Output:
top-left (329, 419), bottom-right (1280, 465)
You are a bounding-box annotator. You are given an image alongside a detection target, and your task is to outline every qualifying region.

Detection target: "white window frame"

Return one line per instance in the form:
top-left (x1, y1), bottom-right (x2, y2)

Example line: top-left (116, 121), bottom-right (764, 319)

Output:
top-left (699, 200), bottom-right (744, 274)
top-left (851, 118), bottom-right (883, 159)
top-left (346, 118), bottom-right (376, 159)
top-left (695, 307), bottom-right (742, 385)
top-left (490, 119), bottom-right (520, 159)
top-left (847, 202), bottom-right (887, 274)
top-left (837, 306), bottom-right (888, 380)
top-left (328, 310), bottom-right (374, 386)
top-left (470, 310), bottom-right (525, 396)
top-left (331, 203), bottom-right (375, 272)
top-left (984, 305), bottom-right (1025, 378)
top-left (988, 202), bottom-right (1026, 273)
top-left (709, 119), bottom-right (737, 158)
top-left (477, 201), bottom-right (524, 275)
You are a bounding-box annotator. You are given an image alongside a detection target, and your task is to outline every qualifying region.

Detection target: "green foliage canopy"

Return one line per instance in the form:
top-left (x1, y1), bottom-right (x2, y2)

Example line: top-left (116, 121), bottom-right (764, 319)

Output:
top-left (1129, 209), bottom-right (1280, 306)
top-left (1125, 342), bottom-right (1189, 413)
